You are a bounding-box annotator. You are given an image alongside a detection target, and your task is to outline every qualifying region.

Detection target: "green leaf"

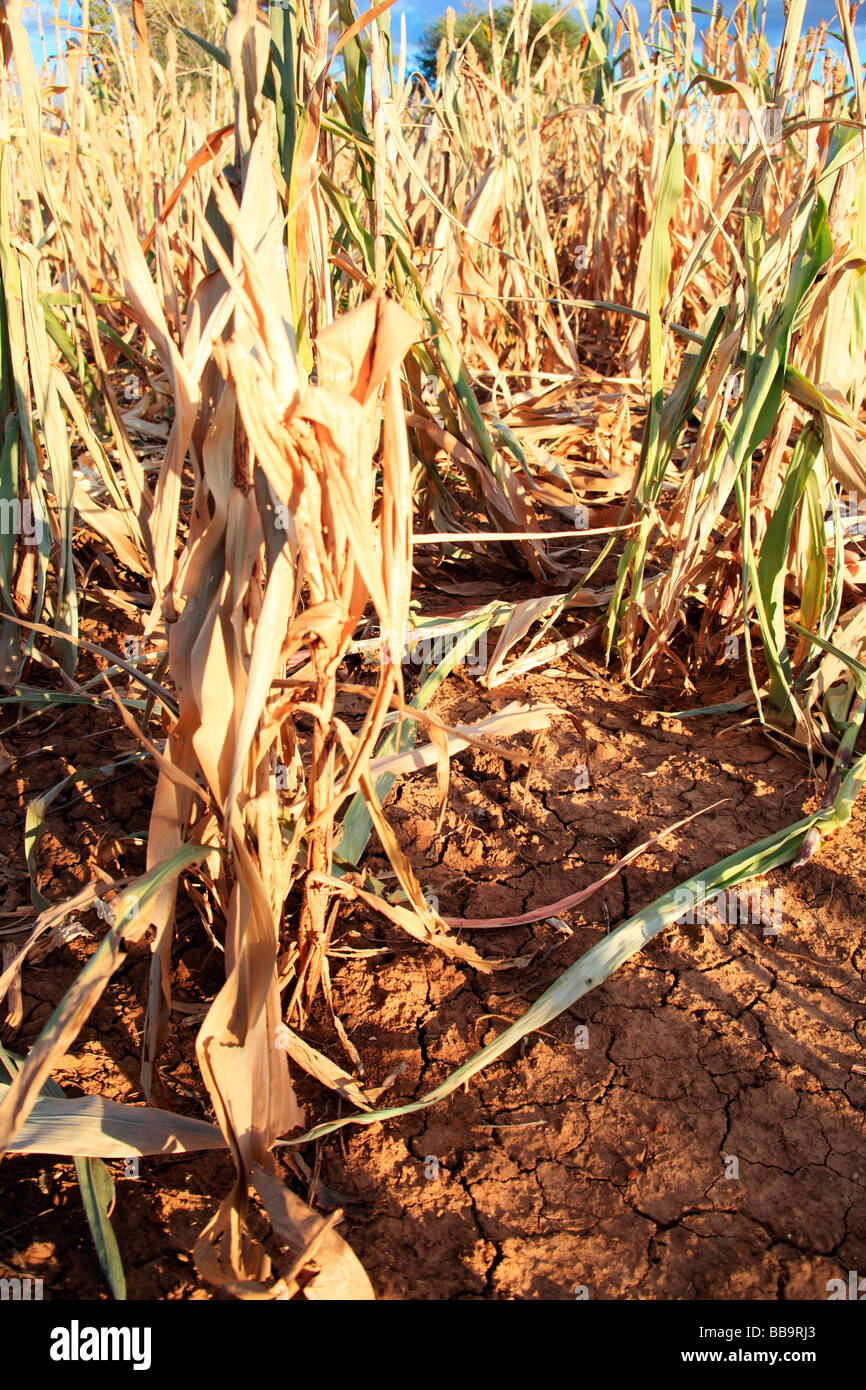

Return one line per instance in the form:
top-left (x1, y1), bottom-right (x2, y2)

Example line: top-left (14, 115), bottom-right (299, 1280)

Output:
top-left (0, 1046), bottom-right (128, 1299)
top-left (73, 1155), bottom-right (126, 1301)
top-left (284, 765), bottom-right (866, 1147)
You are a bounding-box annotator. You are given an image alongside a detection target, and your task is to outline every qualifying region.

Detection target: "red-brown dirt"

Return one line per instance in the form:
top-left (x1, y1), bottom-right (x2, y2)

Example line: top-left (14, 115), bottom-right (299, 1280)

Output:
top-left (1, 647), bottom-right (864, 1300)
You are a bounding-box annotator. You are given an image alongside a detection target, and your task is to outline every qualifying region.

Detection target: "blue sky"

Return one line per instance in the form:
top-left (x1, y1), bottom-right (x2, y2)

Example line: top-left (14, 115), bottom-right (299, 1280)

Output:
top-left (21, 1), bottom-right (864, 71)
top-left (393, 1), bottom-right (859, 61)
top-left (393, 1), bottom-right (851, 53)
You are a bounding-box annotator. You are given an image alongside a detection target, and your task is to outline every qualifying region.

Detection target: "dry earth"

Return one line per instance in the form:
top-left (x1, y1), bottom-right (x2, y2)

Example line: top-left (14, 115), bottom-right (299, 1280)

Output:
top-left (1, 651), bottom-right (864, 1300)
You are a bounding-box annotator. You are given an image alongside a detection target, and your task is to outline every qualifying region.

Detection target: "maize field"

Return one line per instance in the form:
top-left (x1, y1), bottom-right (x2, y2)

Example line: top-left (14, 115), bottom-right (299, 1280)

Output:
top-left (0, 0), bottom-right (864, 1307)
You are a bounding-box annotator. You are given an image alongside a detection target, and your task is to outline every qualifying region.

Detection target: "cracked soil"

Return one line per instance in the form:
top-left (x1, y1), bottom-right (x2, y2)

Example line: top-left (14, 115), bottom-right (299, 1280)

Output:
top-left (1, 654), bottom-right (864, 1300)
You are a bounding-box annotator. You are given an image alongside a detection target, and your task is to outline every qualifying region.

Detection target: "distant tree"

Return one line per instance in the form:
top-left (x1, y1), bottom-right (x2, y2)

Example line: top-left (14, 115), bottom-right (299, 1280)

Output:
top-left (84, 0), bottom-right (225, 96)
top-left (415, 3), bottom-right (586, 87)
